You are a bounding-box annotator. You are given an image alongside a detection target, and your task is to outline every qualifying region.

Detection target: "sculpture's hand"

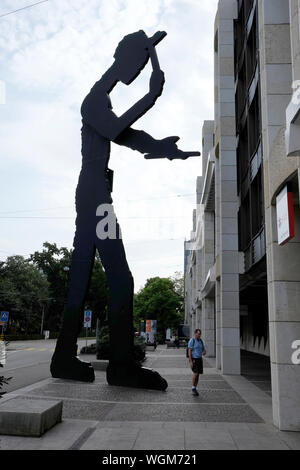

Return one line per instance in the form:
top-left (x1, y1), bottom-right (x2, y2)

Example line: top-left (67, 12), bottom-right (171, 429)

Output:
top-left (144, 136), bottom-right (200, 160)
top-left (149, 69), bottom-right (165, 99)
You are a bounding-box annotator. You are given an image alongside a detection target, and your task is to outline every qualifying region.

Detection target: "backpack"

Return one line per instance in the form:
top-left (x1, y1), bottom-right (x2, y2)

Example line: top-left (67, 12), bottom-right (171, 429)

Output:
top-left (186, 337), bottom-right (204, 358)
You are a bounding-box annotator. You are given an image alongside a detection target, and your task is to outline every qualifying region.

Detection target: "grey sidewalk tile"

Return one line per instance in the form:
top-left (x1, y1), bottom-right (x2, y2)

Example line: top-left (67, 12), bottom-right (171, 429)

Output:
top-left (62, 400), bottom-right (115, 420)
top-left (164, 373), bottom-right (223, 380)
top-left (168, 381), bottom-right (232, 390)
top-left (203, 422), bottom-right (250, 431)
top-left (233, 392), bottom-right (272, 405)
top-left (246, 422), bottom-right (282, 437)
top-left (246, 424), bottom-right (300, 450)
top-left (81, 427), bottom-right (140, 450)
top-left (104, 403), bottom-right (263, 423)
top-left (228, 429), bottom-right (290, 450)
top-left (0, 419), bottom-right (98, 450)
top-left (233, 437), bottom-right (290, 450)
top-left (165, 422), bottom-right (208, 431)
top-left (148, 358), bottom-right (190, 368)
top-left (203, 368), bottom-right (221, 375)
top-left (185, 429), bottom-right (237, 450)
top-left (278, 432), bottom-right (300, 450)
top-left (25, 383), bottom-right (245, 404)
top-left (96, 421), bottom-right (164, 429)
top-left (153, 368), bottom-right (191, 376)
top-left (133, 426), bottom-right (184, 450)
top-left (248, 404), bottom-right (274, 424)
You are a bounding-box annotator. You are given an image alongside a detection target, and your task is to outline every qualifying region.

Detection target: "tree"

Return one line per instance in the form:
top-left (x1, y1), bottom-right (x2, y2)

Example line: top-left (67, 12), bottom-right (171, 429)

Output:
top-left (84, 253), bottom-right (108, 329)
top-left (133, 275), bottom-right (184, 337)
top-left (30, 242), bottom-right (108, 332)
top-left (0, 256), bottom-right (50, 334)
top-left (170, 271), bottom-right (184, 314)
top-left (29, 242), bottom-right (72, 332)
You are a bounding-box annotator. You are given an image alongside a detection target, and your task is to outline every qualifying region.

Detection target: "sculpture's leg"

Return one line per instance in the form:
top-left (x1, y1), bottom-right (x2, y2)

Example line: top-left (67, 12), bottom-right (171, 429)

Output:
top-left (50, 228), bottom-right (95, 382)
top-left (95, 220), bottom-right (168, 391)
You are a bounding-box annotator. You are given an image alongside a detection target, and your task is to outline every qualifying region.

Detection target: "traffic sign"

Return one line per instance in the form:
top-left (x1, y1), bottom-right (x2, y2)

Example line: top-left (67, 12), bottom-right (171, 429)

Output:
top-left (84, 310), bottom-right (92, 328)
top-left (0, 312), bottom-right (9, 323)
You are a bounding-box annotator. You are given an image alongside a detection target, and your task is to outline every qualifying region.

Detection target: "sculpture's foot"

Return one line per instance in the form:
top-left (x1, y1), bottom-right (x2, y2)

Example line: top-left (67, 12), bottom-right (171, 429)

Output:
top-left (50, 355), bottom-right (95, 382)
top-left (106, 362), bottom-right (168, 391)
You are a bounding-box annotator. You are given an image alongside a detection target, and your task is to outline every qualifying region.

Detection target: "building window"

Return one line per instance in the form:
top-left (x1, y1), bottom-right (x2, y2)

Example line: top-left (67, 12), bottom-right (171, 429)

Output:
top-left (235, 0), bottom-right (265, 272)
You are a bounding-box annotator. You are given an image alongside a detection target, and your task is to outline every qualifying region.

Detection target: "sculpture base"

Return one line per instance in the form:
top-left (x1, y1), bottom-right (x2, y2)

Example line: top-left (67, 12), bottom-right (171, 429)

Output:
top-left (50, 355), bottom-right (95, 383)
top-left (106, 362), bottom-right (168, 391)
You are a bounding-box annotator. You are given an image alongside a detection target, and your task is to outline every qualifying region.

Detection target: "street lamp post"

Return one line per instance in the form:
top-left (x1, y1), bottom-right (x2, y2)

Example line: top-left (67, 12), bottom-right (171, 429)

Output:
top-left (40, 304), bottom-right (45, 336)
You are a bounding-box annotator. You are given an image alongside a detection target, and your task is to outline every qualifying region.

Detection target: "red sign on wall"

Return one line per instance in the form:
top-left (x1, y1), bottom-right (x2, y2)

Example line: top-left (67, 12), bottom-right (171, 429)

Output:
top-left (276, 185), bottom-right (295, 245)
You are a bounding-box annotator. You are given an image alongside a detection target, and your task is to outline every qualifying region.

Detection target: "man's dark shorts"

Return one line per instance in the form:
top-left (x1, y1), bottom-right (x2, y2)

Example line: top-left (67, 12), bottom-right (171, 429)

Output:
top-left (192, 357), bottom-right (203, 374)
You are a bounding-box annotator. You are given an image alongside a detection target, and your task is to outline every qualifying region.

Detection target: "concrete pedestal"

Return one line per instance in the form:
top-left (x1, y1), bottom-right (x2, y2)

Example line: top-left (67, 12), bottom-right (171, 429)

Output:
top-left (0, 397), bottom-right (63, 437)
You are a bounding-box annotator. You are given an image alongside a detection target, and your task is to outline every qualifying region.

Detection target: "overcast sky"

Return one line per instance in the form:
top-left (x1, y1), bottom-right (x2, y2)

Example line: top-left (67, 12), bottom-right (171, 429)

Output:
top-left (0, 0), bottom-right (218, 291)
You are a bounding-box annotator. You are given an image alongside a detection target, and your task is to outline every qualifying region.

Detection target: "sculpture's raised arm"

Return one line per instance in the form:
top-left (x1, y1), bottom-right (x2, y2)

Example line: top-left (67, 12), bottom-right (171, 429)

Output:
top-left (81, 68), bottom-right (165, 142)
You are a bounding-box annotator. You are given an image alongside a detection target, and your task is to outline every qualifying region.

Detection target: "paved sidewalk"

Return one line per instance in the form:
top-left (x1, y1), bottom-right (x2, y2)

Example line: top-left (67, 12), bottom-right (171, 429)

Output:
top-left (0, 345), bottom-right (299, 450)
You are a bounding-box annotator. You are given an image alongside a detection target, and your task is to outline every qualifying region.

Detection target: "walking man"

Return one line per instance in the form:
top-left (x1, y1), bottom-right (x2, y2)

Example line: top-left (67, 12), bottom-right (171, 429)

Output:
top-left (188, 329), bottom-right (206, 396)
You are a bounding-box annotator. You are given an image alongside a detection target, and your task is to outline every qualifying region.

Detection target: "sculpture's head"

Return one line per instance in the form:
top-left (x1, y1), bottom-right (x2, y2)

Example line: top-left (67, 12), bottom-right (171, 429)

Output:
top-left (114, 30), bottom-right (166, 85)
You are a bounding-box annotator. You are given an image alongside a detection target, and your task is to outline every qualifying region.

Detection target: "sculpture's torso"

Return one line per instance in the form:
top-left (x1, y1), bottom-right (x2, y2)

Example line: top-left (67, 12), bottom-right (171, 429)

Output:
top-left (76, 85), bottom-right (113, 219)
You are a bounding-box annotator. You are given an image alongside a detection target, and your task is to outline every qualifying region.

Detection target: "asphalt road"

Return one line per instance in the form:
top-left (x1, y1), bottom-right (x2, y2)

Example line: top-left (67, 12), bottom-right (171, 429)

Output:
top-left (1, 338), bottom-right (96, 394)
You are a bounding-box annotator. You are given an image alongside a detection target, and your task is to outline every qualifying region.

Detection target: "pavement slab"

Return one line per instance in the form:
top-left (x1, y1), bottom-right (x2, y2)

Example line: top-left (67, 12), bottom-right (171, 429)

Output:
top-left (0, 344), bottom-right (299, 450)
top-left (101, 403), bottom-right (263, 423)
top-left (24, 382), bottom-right (246, 404)
top-left (0, 419), bottom-right (98, 450)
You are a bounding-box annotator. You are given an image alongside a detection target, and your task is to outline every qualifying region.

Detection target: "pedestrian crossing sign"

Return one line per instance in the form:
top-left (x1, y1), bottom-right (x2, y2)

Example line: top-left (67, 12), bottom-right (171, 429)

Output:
top-left (0, 312), bottom-right (9, 323)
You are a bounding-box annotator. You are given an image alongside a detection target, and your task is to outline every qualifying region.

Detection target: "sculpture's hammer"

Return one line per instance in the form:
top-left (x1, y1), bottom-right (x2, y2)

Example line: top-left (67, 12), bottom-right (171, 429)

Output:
top-left (147, 31), bottom-right (167, 71)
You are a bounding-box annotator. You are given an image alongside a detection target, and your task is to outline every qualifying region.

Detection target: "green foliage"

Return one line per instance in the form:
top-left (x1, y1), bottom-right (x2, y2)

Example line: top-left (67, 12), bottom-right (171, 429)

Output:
top-left (84, 254), bottom-right (108, 328)
top-left (0, 242), bottom-right (108, 336)
top-left (0, 256), bottom-right (50, 334)
top-left (95, 325), bottom-right (146, 362)
top-left (4, 334), bottom-right (44, 341)
top-left (29, 242), bottom-right (73, 332)
top-left (30, 242), bottom-right (108, 333)
top-left (133, 274), bottom-right (184, 335)
top-left (80, 343), bottom-right (97, 354)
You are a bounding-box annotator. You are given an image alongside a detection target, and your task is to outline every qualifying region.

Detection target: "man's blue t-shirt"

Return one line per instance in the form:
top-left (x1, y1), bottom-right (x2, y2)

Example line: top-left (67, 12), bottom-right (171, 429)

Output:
top-left (188, 338), bottom-right (205, 358)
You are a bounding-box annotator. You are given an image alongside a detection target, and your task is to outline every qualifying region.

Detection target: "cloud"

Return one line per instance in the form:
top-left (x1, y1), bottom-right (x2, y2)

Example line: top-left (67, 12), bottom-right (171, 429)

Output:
top-left (0, 0), bottom-right (218, 289)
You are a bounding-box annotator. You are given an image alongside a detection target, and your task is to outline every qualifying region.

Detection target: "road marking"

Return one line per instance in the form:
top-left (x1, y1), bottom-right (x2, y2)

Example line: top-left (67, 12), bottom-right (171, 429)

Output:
top-left (25, 348), bottom-right (35, 351)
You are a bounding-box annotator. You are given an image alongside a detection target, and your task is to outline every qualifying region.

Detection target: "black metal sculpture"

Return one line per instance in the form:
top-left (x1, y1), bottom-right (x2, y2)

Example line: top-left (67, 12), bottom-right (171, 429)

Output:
top-left (50, 30), bottom-right (200, 391)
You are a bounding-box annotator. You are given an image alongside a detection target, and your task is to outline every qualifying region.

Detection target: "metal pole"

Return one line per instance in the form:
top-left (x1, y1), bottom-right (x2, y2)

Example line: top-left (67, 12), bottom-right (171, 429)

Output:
top-left (86, 326), bottom-right (88, 351)
top-left (96, 318), bottom-right (100, 344)
top-left (40, 305), bottom-right (44, 336)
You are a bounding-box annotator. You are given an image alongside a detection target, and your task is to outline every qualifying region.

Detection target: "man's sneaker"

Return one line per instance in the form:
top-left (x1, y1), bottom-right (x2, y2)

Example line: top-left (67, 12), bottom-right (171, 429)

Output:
top-left (192, 388), bottom-right (199, 396)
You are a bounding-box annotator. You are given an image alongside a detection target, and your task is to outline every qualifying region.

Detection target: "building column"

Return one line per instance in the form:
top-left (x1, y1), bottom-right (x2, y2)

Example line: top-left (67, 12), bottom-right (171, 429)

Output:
top-left (202, 298), bottom-right (215, 357)
top-left (267, 205), bottom-right (300, 431)
top-left (258, 0), bottom-right (300, 430)
top-left (202, 212), bottom-right (216, 357)
top-left (216, 0), bottom-right (240, 375)
top-left (215, 280), bottom-right (221, 369)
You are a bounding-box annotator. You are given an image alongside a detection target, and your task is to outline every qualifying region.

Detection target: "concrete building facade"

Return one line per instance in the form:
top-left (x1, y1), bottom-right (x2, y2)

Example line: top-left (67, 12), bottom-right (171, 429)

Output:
top-left (184, 0), bottom-right (300, 431)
